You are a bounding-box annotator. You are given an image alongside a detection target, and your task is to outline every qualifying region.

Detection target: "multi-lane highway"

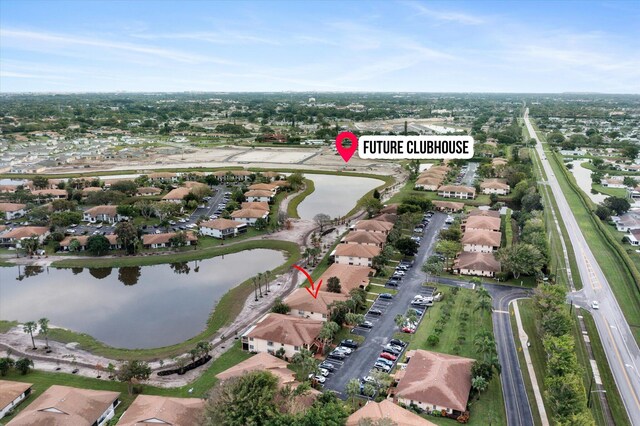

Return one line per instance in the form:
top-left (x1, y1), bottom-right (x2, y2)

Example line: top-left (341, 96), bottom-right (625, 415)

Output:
top-left (524, 109), bottom-right (640, 424)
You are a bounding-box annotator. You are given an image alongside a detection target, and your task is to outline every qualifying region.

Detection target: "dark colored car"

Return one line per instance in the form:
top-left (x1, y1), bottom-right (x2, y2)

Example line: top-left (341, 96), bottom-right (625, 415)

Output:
top-left (379, 293), bottom-right (394, 300)
top-left (368, 309), bottom-right (383, 316)
top-left (358, 321), bottom-right (373, 329)
top-left (319, 361), bottom-right (335, 371)
top-left (340, 339), bottom-right (359, 349)
top-left (390, 339), bottom-right (407, 347)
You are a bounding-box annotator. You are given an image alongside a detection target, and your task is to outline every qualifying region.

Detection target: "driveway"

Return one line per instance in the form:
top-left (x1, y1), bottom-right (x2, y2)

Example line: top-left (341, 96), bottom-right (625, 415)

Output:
top-left (485, 284), bottom-right (535, 426)
top-left (322, 213), bottom-right (446, 396)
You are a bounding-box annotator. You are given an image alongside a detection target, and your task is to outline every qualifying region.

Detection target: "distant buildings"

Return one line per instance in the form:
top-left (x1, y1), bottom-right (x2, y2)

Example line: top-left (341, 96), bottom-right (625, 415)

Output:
top-left (82, 205), bottom-right (121, 223)
top-left (284, 289), bottom-right (349, 322)
top-left (334, 243), bottom-right (381, 267)
top-left (199, 218), bottom-right (247, 239)
top-left (480, 178), bottom-right (510, 195)
top-left (437, 185), bottom-right (476, 200)
top-left (0, 203), bottom-right (26, 220)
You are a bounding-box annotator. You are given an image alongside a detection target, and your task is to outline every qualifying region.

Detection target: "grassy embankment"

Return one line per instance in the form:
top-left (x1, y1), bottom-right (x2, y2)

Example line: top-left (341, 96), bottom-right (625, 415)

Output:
top-left (286, 178), bottom-right (315, 219)
top-left (43, 240), bottom-right (300, 361)
top-left (396, 286), bottom-right (507, 426)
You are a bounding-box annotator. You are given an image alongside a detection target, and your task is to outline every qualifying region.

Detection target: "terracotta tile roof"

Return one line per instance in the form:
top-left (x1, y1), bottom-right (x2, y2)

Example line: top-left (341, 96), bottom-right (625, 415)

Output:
top-left (317, 263), bottom-right (373, 294)
top-left (7, 384), bottom-right (119, 426)
top-left (415, 177), bottom-right (443, 187)
top-left (433, 201), bottom-right (465, 211)
top-left (231, 208), bottom-right (269, 219)
top-left (437, 185), bottom-right (476, 194)
top-left (148, 172), bottom-right (176, 179)
top-left (142, 231), bottom-right (197, 246)
top-left (0, 380), bottom-right (32, 411)
top-left (81, 187), bottom-right (103, 194)
top-left (284, 289), bottom-right (349, 315)
top-left (462, 229), bottom-right (502, 247)
top-left (347, 400), bottom-right (437, 426)
top-left (244, 190), bottom-right (274, 198)
top-left (468, 209), bottom-right (501, 218)
top-left (372, 213), bottom-right (398, 223)
top-left (353, 219), bottom-right (394, 233)
top-left (162, 187), bottom-right (191, 200)
top-left (248, 183), bottom-right (278, 191)
top-left (342, 231), bottom-right (387, 246)
top-left (380, 204), bottom-right (398, 214)
top-left (335, 243), bottom-right (381, 259)
top-left (241, 201), bottom-right (270, 211)
top-left (456, 251), bottom-right (501, 272)
top-left (216, 352), bottom-right (291, 382)
top-left (246, 313), bottom-right (323, 347)
top-left (0, 203), bottom-right (26, 212)
top-left (464, 215), bottom-right (501, 231)
top-left (480, 179), bottom-right (510, 190)
top-left (1, 226), bottom-right (49, 239)
top-left (200, 218), bottom-right (245, 230)
top-left (396, 350), bottom-right (474, 412)
top-left (183, 181), bottom-right (208, 190)
top-left (492, 158), bottom-right (508, 166)
top-left (136, 187), bottom-right (162, 195)
top-left (115, 395), bottom-right (205, 426)
top-left (84, 205), bottom-right (117, 217)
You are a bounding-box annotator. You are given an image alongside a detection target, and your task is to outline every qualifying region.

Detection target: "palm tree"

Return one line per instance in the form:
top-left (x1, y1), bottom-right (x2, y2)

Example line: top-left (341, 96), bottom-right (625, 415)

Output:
top-left (257, 272), bottom-right (263, 298)
top-left (291, 348), bottom-right (317, 379)
top-left (38, 318), bottom-right (50, 349)
top-left (318, 321), bottom-right (339, 353)
top-left (475, 297), bottom-right (493, 316)
top-left (472, 376), bottom-right (489, 393)
top-left (23, 321), bottom-right (37, 349)
top-left (346, 378), bottom-right (361, 408)
top-left (394, 314), bottom-right (406, 328)
top-left (252, 276), bottom-right (259, 301)
top-left (264, 270), bottom-right (271, 293)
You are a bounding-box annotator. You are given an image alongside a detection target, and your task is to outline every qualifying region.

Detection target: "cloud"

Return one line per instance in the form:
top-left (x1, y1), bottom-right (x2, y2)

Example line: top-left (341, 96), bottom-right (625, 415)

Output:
top-left (133, 30), bottom-right (280, 46)
top-left (403, 1), bottom-right (485, 25)
top-left (0, 28), bottom-right (233, 65)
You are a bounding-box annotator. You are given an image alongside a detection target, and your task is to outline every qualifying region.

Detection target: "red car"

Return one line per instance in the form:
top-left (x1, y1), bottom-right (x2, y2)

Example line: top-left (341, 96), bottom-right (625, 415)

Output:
top-left (401, 326), bottom-right (416, 334)
top-left (380, 352), bottom-right (397, 361)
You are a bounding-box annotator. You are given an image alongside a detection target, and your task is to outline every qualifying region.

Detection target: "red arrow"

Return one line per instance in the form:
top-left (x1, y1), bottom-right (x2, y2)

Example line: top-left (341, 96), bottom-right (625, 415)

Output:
top-left (293, 264), bottom-right (323, 299)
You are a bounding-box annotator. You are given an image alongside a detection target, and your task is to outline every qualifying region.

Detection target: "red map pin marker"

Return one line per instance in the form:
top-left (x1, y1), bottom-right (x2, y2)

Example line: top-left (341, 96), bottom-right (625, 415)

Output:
top-left (335, 131), bottom-right (358, 163)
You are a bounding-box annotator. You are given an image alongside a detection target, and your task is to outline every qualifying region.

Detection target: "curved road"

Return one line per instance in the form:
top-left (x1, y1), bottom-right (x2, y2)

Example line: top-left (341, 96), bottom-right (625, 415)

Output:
top-left (486, 284), bottom-right (535, 426)
top-left (525, 110), bottom-right (640, 424)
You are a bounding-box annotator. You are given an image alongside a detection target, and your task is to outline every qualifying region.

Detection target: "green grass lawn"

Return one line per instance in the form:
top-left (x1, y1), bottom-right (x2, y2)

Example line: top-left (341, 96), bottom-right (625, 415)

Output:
top-left (399, 286), bottom-right (506, 426)
top-left (2, 341), bottom-right (251, 422)
top-left (387, 179), bottom-right (491, 207)
top-left (286, 178), bottom-right (315, 219)
top-left (591, 184), bottom-right (628, 198)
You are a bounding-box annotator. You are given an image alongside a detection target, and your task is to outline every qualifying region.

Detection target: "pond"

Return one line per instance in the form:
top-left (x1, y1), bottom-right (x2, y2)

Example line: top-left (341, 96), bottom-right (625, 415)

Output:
top-left (567, 160), bottom-right (607, 204)
top-left (0, 249), bottom-right (286, 349)
top-left (297, 174), bottom-right (383, 220)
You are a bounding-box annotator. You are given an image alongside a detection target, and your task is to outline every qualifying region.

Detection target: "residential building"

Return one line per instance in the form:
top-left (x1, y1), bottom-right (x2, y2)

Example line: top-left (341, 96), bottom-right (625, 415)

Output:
top-left (393, 350), bottom-right (474, 416)
top-left (612, 211), bottom-right (640, 232)
top-left (6, 385), bottom-right (120, 426)
top-left (116, 395), bottom-right (205, 426)
top-left (162, 187), bottom-right (191, 203)
top-left (30, 188), bottom-right (67, 201)
top-left (414, 177), bottom-right (442, 191)
top-left (81, 187), bottom-right (103, 198)
top-left (463, 215), bottom-right (501, 232)
top-left (601, 178), bottom-right (626, 189)
top-left (372, 213), bottom-right (398, 223)
top-left (284, 289), bottom-right (350, 321)
top-left (346, 400), bottom-right (436, 426)
top-left (437, 185), bottom-right (476, 200)
top-left (0, 380), bottom-right (32, 420)
top-left (230, 208), bottom-right (269, 225)
top-left (480, 178), bottom-right (510, 195)
top-left (136, 187), bottom-right (162, 196)
top-left (244, 189), bottom-right (274, 203)
top-left (432, 200), bottom-right (465, 213)
top-left (0, 203), bottom-right (27, 220)
top-left (0, 226), bottom-right (50, 248)
top-left (352, 219), bottom-right (394, 235)
top-left (83, 205), bottom-right (121, 223)
top-left (461, 229), bottom-right (502, 253)
top-left (199, 218), bottom-right (247, 239)
top-left (455, 251), bottom-right (501, 277)
top-left (342, 230), bottom-right (387, 247)
top-left (59, 235), bottom-right (121, 251)
top-left (248, 182), bottom-right (279, 193)
top-left (242, 313), bottom-right (323, 359)
top-left (317, 263), bottom-right (374, 295)
top-left (334, 243), bottom-right (381, 267)
top-left (468, 209), bottom-right (501, 218)
top-left (142, 232), bottom-right (197, 249)
top-left (241, 201), bottom-right (270, 211)
top-left (148, 172), bottom-right (178, 183)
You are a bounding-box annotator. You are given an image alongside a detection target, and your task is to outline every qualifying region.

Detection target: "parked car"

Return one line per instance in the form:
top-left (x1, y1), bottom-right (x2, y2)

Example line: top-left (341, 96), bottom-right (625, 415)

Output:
top-left (390, 339), bottom-right (407, 347)
top-left (319, 361), bottom-right (335, 371)
top-left (412, 308), bottom-right (424, 316)
top-left (386, 280), bottom-right (399, 287)
top-left (380, 352), bottom-right (397, 361)
top-left (308, 374), bottom-right (326, 384)
top-left (383, 344), bottom-right (403, 354)
top-left (335, 346), bottom-right (353, 355)
top-left (368, 309), bottom-right (383, 316)
top-left (402, 326), bottom-right (416, 334)
top-left (376, 357), bottom-right (394, 367)
top-left (340, 339), bottom-right (359, 349)
top-left (374, 362), bottom-right (391, 372)
top-left (328, 351), bottom-right (346, 360)
top-left (393, 270), bottom-right (406, 276)
top-left (358, 321), bottom-right (374, 329)
top-left (413, 227), bottom-right (423, 233)
top-left (318, 368), bottom-right (330, 377)
top-left (379, 293), bottom-right (394, 300)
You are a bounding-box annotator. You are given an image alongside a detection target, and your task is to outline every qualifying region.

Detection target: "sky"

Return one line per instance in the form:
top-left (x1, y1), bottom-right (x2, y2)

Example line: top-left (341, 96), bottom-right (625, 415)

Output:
top-left (1, 0), bottom-right (639, 93)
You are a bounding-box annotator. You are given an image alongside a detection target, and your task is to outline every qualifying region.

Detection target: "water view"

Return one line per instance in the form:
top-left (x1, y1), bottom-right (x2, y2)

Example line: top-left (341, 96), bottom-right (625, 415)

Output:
top-left (567, 160), bottom-right (607, 204)
top-left (0, 249), bottom-right (286, 349)
top-left (297, 174), bottom-right (382, 220)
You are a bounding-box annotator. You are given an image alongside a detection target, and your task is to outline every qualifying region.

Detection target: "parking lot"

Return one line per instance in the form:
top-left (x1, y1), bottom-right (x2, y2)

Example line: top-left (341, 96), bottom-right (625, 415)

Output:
top-left (321, 212), bottom-right (446, 397)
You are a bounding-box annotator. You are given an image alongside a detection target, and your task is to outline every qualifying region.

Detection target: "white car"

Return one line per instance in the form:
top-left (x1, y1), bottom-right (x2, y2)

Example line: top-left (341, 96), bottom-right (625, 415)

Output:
top-left (318, 368), bottom-right (329, 377)
top-left (178, 218), bottom-right (187, 223)
top-left (591, 301), bottom-right (599, 310)
top-left (335, 346), bottom-right (353, 355)
top-left (308, 374), bottom-right (326, 384)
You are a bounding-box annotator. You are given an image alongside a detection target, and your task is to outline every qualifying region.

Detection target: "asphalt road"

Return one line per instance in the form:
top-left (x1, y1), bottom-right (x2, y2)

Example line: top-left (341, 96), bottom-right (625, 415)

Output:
top-left (322, 212), bottom-right (446, 396)
top-left (486, 284), bottom-right (535, 426)
top-left (525, 109), bottom-right (640, 424)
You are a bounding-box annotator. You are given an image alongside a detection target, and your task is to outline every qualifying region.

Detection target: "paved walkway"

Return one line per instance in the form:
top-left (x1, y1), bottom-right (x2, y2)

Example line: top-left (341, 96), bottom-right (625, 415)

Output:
top-left (512, 300), bottom-right (550, 426)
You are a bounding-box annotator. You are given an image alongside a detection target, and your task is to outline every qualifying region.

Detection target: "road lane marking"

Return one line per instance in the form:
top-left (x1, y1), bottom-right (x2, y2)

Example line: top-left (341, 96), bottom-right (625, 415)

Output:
top-left (603, 317), bottom-right (640, 411)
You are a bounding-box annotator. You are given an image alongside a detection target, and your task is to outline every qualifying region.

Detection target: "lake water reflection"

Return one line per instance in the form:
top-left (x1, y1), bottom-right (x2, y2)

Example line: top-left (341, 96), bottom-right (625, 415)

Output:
top-left (297, 174), bottom-right (382, 220)
top-left (0, 249), bottom-right (285, 349)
